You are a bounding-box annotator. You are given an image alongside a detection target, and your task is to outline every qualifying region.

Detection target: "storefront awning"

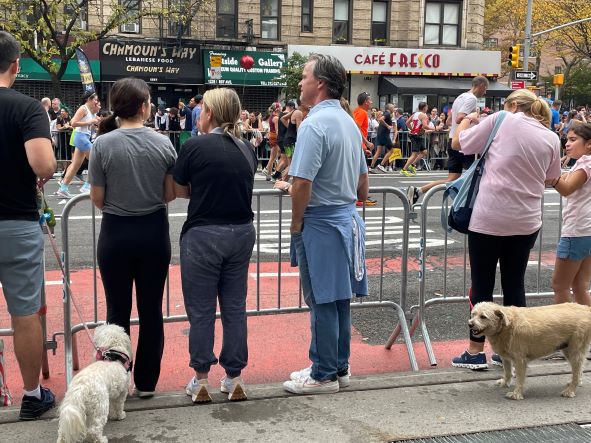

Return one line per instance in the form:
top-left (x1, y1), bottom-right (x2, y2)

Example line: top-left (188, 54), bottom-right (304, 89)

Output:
top-left (378, 77), bottom-right (513, 97)
top-left (17, 58), bottom-right (101, 82)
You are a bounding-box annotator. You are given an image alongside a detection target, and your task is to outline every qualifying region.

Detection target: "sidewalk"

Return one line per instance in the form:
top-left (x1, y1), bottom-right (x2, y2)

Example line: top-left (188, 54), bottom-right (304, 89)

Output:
top-left (2, 361), bottom-right (591, 442)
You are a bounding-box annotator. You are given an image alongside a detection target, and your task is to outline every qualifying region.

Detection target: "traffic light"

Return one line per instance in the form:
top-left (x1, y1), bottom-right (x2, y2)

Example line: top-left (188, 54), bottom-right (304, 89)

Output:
top-left (508, 44), bottom-right (521, 68)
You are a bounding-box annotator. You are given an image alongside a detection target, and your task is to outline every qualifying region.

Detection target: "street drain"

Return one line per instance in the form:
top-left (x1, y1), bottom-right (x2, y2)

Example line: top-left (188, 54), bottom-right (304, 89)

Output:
top-left (392, 423), bottom-right (591, 443)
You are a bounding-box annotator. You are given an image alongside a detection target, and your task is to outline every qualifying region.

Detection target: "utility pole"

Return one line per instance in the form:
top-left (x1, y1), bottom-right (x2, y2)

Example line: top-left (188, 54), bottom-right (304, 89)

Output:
top-left (523, 0), bottom-right (533, 71)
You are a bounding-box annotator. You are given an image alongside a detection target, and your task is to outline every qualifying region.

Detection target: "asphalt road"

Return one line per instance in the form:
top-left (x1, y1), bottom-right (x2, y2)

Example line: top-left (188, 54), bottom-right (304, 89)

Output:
top-left (41, 170), bottom-right (563, 351)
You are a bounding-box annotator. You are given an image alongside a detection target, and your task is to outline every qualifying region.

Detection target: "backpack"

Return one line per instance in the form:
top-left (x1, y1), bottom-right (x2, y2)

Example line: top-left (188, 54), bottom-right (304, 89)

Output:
top-left (441, 111), bottom-right (507, 234)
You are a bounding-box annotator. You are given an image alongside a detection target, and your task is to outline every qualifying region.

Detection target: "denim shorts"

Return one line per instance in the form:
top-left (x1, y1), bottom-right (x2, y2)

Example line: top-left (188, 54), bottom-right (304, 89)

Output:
top-left (0, 220), bottom-right (44, 316)
top-left (73, 131), bottom-right (93, 152)
top-left (556, 236), bottom-right (591, 261)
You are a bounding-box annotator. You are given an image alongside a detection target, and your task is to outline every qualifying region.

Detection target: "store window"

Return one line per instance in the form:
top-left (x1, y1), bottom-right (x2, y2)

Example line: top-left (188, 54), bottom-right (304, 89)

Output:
top-left (64, 0), bottom-right (88, 31)
top-left (217, 0), bottom-right (237, 38)
top-left (301, 0), bottom-right (313, 33)
top-left (261, 0), bottom-right (280, 40)
top-left (424, 0), bottom-right (461, 46)
top-left (333, 0), bottom-right (351, 44)
top-left (371, 0), bottom-right (388, 44)
top-left (119, 0), bottom-right (140, 34)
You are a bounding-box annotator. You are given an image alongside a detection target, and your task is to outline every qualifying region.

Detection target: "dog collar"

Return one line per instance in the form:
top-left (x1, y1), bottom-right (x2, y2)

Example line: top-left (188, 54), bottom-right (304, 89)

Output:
top-left (96, 348), bottom-right (133, 372)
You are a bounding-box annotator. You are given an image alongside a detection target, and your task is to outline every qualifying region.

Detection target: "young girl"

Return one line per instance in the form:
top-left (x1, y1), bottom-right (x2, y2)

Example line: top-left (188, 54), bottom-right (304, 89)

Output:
top-left (550, 122), bottom-right (591, 306)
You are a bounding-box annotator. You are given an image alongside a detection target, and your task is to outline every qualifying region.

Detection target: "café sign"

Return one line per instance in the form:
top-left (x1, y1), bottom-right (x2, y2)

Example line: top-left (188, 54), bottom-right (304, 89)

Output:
top-left (100, 39), bottom-right (203, 84)
top-left (288, 45), bottom-right (501, 77)
top-left (203, 50), bottom-right (286, 87)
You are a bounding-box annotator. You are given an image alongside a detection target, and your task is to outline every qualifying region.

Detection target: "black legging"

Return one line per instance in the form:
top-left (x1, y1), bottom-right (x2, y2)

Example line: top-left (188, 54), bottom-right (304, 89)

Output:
top-left (97, 208), bottom-right (170, 391)
top-left (468, 230), bottom-right (539, 343)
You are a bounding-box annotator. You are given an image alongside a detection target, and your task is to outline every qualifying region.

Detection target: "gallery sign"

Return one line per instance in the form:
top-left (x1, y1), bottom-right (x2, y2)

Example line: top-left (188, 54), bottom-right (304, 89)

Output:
top-left (203, 50), bottom-right (286, 87)
top-left (288, 45), bottom-right (501, 77)
top-left (99, 39), bottom-right (203, 84)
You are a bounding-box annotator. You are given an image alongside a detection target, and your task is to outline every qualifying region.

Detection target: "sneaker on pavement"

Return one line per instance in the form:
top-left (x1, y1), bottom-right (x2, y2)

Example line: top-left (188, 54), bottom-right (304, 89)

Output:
top-left (451, 350), bottom-right (488, 370)
top-left (220, 376), bottom-right (248, 401)
top-left (385, 166), bottom-right (393, 173)
top-left (56, 188), bottom-right (73, 199)
top-left (79, 183), bottom-right (91, 194)
top-left (377, 165), bottom-right (387, 173)
top-left (368, 167), bottom-right (379, 174)
top-left (187, 377), bottom-right (212, 403)
top-left (364, 199), bottom-right (377, 206)
top-left (19, 386), bottom-right (55, 421)
top-left (491, 353), bottom-right (503, 367)
top-left (406, 186), bottom-right (418, 206)
top-left (408, 165), bottom-right (417, 175)
top-left (283, 375), bottom-right (339, 395)
top-left (290, 366), bottom-right (351, 388)
top-left (133, 387), bottom-right (155, 399)
top-left (400, 169), bottom-right (412, 177)
top-left (543, 351), bottom-right (565, 360)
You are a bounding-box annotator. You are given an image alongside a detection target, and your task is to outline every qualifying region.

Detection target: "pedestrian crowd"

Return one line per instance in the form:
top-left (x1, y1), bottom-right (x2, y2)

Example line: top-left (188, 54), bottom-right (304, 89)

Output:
top-left (1, 26), bottom-right (591, 427)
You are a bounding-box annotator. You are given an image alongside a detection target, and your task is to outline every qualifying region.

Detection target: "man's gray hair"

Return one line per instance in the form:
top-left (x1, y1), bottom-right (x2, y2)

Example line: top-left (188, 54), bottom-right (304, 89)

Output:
top-left (308, 53), bottom-right (347, 100)
top-left (472, 76), bottom-right (489, 88)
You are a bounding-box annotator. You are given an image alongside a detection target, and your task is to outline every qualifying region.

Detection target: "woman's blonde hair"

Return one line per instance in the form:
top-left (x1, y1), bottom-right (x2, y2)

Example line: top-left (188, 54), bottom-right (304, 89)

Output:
top-left (505, 89), bottom-right (551, 128)
top-left (202, 88), bottom-right (242, 137)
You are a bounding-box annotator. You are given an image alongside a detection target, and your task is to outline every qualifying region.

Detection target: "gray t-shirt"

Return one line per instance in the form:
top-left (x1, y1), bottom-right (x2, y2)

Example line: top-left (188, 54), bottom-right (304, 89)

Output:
top-left (88, 127), bottom-right (177, 216)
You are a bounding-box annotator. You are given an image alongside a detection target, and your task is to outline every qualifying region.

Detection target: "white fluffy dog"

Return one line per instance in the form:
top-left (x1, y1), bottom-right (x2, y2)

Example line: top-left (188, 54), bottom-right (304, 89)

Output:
top-left (57, 324), bottom-right (133, 443)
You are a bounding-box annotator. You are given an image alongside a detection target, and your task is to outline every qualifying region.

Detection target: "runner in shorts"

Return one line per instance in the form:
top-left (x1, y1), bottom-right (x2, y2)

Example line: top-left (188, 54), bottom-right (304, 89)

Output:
top-left (400, 102), bottom-right (429, 176)
top-left (369, 104), bottom-right (397, 173)
top-left (406, 76), bottom-right (489, 205)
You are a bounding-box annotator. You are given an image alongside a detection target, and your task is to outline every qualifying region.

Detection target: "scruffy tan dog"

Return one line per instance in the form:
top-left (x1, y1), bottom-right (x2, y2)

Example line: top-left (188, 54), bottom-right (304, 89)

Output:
top-left (469, 302), bottom-right (591, 400)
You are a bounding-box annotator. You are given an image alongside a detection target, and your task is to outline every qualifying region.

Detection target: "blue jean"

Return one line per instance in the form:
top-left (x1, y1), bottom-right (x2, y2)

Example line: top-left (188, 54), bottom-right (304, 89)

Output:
top-left (292, 232), bottom-right (351, 382)
top-left (180, 223), bottom-right (255, 377)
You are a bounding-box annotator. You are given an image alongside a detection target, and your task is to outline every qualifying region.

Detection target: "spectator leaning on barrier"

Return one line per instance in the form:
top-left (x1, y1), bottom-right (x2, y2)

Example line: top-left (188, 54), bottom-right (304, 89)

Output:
top-left (283, 53), bottom-right (369, 395)
top-left (49, 98), bottom-right (61, 121)
top-left (174, 88), bottom-right (257, 404)
top-left (0, 30), bottom-right (57, 420)
top-left (88, 77), bottom-right (177, 398)
top-left (450, 88), bottom-right (561, 370)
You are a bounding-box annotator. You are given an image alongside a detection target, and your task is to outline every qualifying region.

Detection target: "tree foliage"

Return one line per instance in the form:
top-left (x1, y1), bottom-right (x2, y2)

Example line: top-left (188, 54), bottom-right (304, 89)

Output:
top-left (562, 61), bottom-right (591, 106)
top-left (0, 0), bottom-right (210, 97)
top-left (277, 52), bottom-right (307, 101)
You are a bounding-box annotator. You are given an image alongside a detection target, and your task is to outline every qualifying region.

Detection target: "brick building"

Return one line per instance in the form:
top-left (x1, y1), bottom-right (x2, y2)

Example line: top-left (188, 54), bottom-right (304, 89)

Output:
top-left (14, 0), bottom-right (510, 112)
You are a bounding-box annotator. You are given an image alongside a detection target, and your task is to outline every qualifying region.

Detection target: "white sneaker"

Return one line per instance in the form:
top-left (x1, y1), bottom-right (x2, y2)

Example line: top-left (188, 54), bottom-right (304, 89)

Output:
top-left (186, 377), bottom-right (212, 403)
top-left (283, 375), bottom-right (339, 395)
top-left (377, 165), bottom-right (387, 173)
top-left (220, 376), bottom-right (247, 401)
top-left (368, 168), bottom-right (379, 174)
top-left (385, 166), bottom-right (392, 173)
top-left (133, 386), bottom-right (155, 399)
top-left (56, 188), bottom-right (73, 199)
top-left (79, 183), bottom-right (91, 194)
top-left (290, 366), bottom-right (351, 388)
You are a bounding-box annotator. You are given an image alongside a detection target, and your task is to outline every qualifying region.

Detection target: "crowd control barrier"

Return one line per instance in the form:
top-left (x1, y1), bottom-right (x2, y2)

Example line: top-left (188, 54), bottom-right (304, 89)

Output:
top-left (403, 184), bottom-right (561, 366)
top-left (60, 186), bottom-right (418, 385)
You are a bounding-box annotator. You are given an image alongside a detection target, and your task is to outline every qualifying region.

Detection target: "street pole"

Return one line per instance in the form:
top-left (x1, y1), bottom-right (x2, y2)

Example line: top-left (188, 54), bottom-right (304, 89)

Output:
top-left (523, 0), bottom-right (533, 71)
top-left (555, 85), bottom-right (560, 101)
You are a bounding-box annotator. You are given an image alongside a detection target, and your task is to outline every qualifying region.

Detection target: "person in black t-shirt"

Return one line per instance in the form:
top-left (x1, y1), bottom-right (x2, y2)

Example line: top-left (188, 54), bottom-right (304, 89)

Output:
top-left (0, 31), bottom-right (57, 420)
top-left (369, 103), bottom-right (397, 173)
top-left (173, 87), bottom-right (256, 403)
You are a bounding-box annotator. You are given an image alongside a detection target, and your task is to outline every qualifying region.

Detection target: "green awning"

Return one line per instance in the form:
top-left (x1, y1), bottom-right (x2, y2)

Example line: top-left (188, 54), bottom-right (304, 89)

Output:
top-left (17, 58), bottom-right (101, 82)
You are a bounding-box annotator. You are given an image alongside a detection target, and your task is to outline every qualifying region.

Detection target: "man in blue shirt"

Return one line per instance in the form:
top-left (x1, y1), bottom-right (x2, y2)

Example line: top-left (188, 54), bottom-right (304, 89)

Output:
top-left (551, 100), bottom-right (561, 133)
top-left (283, 54), bottom-right (369, 395)
top-left (191, 94), bottom-right (203, 136)
top-left (179, 97), bottom-right (194, 133)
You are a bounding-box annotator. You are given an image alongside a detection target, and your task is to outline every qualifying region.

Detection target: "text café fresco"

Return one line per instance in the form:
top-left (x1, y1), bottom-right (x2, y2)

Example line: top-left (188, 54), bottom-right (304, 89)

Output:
top-left (354, 51), bottom-right (441, 69)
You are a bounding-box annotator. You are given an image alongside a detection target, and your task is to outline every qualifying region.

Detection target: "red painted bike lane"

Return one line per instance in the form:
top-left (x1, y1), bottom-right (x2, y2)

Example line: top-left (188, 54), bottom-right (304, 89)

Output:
top-left (0, 252), bottom-right (557, 403)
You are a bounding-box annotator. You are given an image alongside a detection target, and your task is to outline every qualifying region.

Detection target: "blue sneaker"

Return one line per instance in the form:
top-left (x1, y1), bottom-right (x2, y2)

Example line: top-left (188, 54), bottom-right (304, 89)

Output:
top-left (19, 386), bottom-right (55, 420)
top-left (451, 350), bottom-right (488, 370)
top-left (491, 353), bottom-right (503, 367)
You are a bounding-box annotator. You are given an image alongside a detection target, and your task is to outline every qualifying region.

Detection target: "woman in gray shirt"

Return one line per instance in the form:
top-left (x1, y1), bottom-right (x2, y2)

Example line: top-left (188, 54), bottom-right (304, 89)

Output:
top-left (88, 77), bottom-right (177, 398)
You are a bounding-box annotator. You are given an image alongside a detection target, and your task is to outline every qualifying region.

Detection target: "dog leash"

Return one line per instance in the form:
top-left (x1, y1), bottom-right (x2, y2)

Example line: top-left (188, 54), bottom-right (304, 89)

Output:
top-left (37, 182), bottom-right (101, 354)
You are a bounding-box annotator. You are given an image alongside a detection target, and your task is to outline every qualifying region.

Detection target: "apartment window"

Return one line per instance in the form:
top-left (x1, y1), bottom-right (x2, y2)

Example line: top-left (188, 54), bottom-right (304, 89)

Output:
top-left (424, 0), bottom-right (460, 46)
top-left (333, 0), bottom-right (351, 43)
top-left (261, 0), bottom-right (280, 40)
top-left (217, 0), bottom-right (237, 38)
top-left (64, 0), bottom-right (88, 31)
top-left (168, 0), bottom-right (191, 37)
top-left (119, 0), bottom-right (140, 34)
top-left (371, 0), bottom-right (388, 44)
top-left (301, 0), bottom-right (313, 33)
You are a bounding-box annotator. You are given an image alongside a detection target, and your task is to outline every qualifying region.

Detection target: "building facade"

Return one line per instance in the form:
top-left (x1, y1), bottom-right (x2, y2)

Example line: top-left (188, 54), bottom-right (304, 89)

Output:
top-left (14, 0), bottom-right (506, 113)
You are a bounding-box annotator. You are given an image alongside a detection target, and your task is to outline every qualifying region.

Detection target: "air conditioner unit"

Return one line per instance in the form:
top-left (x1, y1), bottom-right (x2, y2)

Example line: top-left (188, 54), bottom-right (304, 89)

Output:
top-left (121, 23), bottom-right (140, 33)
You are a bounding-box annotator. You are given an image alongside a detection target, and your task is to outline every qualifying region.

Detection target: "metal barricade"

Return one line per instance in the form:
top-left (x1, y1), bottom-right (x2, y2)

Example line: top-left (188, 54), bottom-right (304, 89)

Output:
top-left (60, 186), bottom-right (418, 384)
top-left (406, 184), bottom-right (561, 366)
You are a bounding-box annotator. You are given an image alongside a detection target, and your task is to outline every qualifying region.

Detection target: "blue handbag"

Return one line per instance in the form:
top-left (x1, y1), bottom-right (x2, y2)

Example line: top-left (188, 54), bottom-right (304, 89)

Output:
top-left (441, 111), bottom-right (508, 234)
